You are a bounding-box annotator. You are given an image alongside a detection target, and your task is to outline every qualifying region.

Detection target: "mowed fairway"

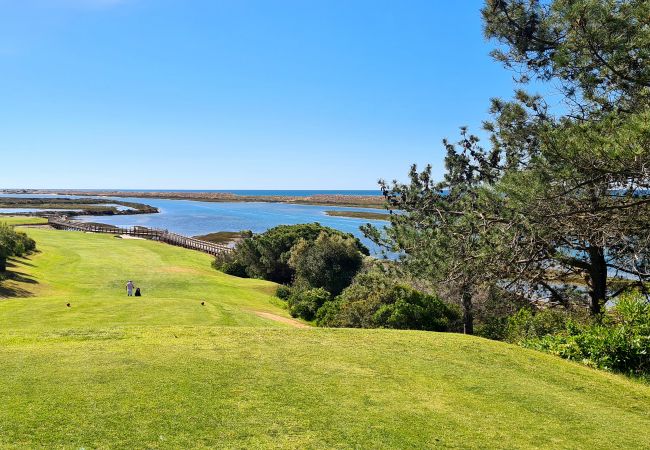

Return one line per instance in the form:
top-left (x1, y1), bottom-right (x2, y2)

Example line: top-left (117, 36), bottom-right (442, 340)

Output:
top-left (0, 216), bottom-right (48, 226)
top-left (0, 228), bottom-right (287, 330)
top-left (1, 228), bottom-right (649, 449)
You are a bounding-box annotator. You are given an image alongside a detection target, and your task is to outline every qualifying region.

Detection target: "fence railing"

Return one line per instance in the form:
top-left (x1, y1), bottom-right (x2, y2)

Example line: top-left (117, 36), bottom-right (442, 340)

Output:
top-left (48, 217), bottom-right (232, 256)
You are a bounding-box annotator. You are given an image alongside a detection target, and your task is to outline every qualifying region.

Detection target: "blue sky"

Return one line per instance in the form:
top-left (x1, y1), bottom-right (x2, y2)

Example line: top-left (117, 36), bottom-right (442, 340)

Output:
top-left (1, 0), bottom-right (524, 190)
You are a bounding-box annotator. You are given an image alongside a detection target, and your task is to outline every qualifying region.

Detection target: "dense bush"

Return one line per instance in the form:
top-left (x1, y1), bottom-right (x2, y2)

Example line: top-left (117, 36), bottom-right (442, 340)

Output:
top-left (288, 232), bottom-right (364, 296)
top-left (0, 224), bottom-right (36, 272)
top-left (505, 308), bottom-right (580, 343)
top-left (373, 286), bottom-right (461, 331)
top-left (508, 293), bottom-right (650, 378)
top-left (287, 287), bottom-right (331, 321)
top-left (318, 268), bottom-right (461, 331)
top-left (213, 223), bottom-right (368, 284)
top-left (471, 286), bottom-right (532, 340)
top-left (275, 285), bottom-right (292, 300)
top-left (212, 252), bottom-right (248, 278)
top-left (316, 267), bottom-right (397, 328)
top-left (218, 261), bottom-right (248, 278)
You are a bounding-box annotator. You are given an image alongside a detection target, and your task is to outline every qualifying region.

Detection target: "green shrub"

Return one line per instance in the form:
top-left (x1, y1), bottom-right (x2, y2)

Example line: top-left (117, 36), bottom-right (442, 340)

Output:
top-left (287, 288), bottom-right (331, 321)
top-left (474, 287), bottom-right (530, 340)
top-left (316, 266), bottom-right (398, 328)
top-left (314, 298), bottom-right (343, 325)
top-left (219, 261), bottom-right (248, 278)
top-left (212, 252), bottom-right (248, 278)
top-left (275, 285), bottom-right (292, 300)
top-left (513, 293), bottom-right (650, 378)
top-left (371, 286), bottom-right (461, 331)
top-left (288, 232), bottom-right (364, 296)
top-left (0, 224), bottom-right (36, 272)
top-left (475, 317), bottom-right (510, 341)
top-left (318, 266), bottom-right (461, 331)
top-left (505, 308), bottom-right (577, 343)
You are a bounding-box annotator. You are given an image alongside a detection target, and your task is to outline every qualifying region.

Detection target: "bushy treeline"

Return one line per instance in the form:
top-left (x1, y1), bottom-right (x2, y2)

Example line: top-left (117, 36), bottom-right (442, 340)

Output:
top-left (279, 263), bottom-right (460, 332)
top-left (213, 223), bottom-right (368, 284)
top-left (315, 266), bottom-right (461, 331)
top-left (214, 224), bottom-right (461, 332)
top-left (0, 224), bottom-right (36, 273)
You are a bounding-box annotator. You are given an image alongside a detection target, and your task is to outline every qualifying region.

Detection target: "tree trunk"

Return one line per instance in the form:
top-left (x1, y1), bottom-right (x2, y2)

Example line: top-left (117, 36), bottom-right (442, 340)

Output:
top-left (462, 288), bottom-right (474, 335)
top-left (587, 246), bottom-right (607, 315)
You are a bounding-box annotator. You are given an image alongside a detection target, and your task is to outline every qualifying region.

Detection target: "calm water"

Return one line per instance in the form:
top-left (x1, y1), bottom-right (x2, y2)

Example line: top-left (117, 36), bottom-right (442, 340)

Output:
top-left (78, 197), bottom-right (388, 254)
top-left (1, 193), bottom-right (389, 254)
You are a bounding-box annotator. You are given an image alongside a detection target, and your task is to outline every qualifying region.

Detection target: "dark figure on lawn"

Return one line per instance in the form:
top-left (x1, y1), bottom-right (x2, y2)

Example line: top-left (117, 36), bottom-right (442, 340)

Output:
top-left (135, 287), bottom-right (141, 297)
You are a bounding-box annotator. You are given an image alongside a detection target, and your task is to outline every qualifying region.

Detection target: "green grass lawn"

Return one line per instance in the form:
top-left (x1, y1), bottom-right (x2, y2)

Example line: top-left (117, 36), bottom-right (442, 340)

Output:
top-left (1, 228), bottom-right (649, 449)
top-left (0, 216), bottom-right (48, 226)
top-left (0, 228), bottom-right (286, 329)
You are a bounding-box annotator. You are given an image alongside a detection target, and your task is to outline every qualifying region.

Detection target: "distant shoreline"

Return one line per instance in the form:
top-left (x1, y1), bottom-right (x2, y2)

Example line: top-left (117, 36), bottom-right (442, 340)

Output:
top-left (0, 197), bottom-right (158, 217)
top-left (2, 189), bottom-right (386, 209)
top-left (324, 210), bottom-right (390, 221)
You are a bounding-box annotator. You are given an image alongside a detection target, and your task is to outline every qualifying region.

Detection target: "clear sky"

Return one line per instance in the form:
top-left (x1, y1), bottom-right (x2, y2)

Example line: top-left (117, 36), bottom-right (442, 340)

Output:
top-left (0, 0), bottom-right (522, 190)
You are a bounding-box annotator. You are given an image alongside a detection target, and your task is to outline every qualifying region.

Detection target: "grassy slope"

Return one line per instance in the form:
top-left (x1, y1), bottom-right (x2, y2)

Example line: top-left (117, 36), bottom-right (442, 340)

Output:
top-left (0, 216), bottom-right (48, 226)
top-left (0, 228), bottom-right (285, 329)
top-left (1, 229), bottom-right (649, 449)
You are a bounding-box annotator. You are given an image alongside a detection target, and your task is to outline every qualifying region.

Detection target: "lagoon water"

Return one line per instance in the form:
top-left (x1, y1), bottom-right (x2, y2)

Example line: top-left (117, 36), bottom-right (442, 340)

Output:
top-left (65, 197), bottom-right (389, 255)
top-left (1, 192), bottom-right (389, 254)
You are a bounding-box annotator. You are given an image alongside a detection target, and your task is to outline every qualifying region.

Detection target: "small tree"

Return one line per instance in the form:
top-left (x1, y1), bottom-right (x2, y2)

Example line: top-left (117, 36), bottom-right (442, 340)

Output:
top-left (288, 231), bottom-right (365, 296)
top-left (363, 130), bottom-right (503, 334)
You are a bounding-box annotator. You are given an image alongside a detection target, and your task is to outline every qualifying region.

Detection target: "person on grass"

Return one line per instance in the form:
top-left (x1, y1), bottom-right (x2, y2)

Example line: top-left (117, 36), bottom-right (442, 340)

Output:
top-left (126, 280), bottom-right (134, 296)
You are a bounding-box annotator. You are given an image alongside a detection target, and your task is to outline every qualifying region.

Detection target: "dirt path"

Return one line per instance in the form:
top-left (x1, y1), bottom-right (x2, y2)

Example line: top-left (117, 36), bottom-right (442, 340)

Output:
top-left (14, 224), bottom-right (54, 229)
top-left (252, 311), bottom-right (310, 328)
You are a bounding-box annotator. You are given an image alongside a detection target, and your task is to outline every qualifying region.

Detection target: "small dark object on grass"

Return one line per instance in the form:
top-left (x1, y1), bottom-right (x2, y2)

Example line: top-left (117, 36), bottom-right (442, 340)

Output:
top-left (201, 301), bottom-right (205, 306)
top-left (135, 287), bottom-right (141, 297)
top-left (66, 303), bottom-right (71, 307)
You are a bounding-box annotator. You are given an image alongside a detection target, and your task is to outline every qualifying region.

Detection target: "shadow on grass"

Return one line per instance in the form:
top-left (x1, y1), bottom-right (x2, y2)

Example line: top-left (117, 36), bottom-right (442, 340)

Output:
top-left (0, 257), bottom-right (38, 298)
top-left (7, 258), bottom-right (36, 268)
top-left (0, 284), bottom-right (34, 298)
top-left (8, 271), bottom-right (38, 284)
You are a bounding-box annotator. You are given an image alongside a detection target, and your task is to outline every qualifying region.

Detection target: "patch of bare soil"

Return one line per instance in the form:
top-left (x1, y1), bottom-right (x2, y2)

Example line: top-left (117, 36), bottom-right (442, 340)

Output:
top-left (252, 311), bottom-right (310, 328)
top-left (15, 224), bottom-right (54, 229)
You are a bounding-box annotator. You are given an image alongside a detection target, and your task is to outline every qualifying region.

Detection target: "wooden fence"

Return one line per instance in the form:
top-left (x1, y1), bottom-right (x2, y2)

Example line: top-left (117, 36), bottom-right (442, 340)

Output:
top-left (48, 217), bottom-right (232, 256)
